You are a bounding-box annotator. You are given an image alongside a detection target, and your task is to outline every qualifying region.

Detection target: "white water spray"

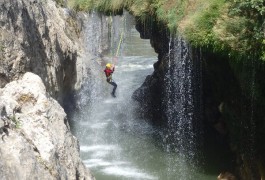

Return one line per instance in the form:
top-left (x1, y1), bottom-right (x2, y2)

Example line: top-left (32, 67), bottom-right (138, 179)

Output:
top-left (71, 12), bottom-right (214, 180)
top-left (162, 35), bottom-right (199, 179)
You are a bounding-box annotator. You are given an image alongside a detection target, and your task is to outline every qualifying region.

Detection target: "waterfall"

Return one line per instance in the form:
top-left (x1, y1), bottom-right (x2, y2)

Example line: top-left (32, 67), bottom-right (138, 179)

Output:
top-left (72, 12), bottom-right (158, 180)
top-left (71, 12), bottom-right (104, 142)
top-left (74, 12), bottom-right (124, 111)
top-left (69, 10), bottom-right (217, 180)
top-left (85, 12), bottom-right (101, 56)
top-left (162, 35), bottom-right (202, 179)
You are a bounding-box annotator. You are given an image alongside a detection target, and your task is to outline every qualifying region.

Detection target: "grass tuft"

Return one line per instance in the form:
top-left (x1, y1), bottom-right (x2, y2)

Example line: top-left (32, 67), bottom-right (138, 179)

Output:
top-left (66, 0), bottom-right (264, 60)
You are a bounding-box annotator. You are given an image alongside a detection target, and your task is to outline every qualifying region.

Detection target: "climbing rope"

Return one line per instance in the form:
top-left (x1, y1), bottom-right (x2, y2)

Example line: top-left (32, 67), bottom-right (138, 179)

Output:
top-left (113, 30), bottom-right (124, 65)
top-left (116, 31), bottom-right (124, 57)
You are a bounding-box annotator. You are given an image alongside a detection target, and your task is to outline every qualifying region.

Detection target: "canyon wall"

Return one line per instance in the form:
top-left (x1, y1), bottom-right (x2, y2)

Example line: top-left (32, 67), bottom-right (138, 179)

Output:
top-left (0, 0), bottom-right (107, 179)
top-left (0, 72), bottom-right (94, 179)
top-left (0, 0), bottom-right (84, 104)
top-left (133, 16), bottom-right (265, 179)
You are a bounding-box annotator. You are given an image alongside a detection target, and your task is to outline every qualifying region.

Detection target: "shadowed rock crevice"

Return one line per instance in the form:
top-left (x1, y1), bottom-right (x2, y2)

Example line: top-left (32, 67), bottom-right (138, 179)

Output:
top-left (133, 17), bottom-right (169, 126)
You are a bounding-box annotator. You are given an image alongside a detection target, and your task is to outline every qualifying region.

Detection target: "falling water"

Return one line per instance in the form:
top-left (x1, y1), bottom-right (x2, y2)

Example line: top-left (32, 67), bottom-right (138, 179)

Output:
top-left (84, 11), bottom-right (110, 57)
top-left (72, 13), bottom-right (159, 180)
top-left (71, 13), bottom-right (215, 180)
top-left (74, 12), bottom-right (107, 114)
top-left (162, 35), bottom-right (200, 179)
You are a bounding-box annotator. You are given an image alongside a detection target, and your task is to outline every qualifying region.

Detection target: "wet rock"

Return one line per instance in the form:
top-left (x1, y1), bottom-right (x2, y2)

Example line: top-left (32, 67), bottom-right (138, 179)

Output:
top-left (217, 172), bottom-right (237, 180)
top-left (132, 74), bottom-right (163, 125)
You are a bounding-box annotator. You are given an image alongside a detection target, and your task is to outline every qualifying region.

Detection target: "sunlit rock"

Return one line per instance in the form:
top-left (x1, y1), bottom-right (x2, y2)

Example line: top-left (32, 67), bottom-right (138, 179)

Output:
top-left (0, 72), bottom-right (94, 180)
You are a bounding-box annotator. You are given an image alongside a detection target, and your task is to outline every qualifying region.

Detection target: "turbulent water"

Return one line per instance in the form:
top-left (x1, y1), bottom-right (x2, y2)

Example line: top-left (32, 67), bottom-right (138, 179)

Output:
top-left (71, 14), bottom-right (216, 180)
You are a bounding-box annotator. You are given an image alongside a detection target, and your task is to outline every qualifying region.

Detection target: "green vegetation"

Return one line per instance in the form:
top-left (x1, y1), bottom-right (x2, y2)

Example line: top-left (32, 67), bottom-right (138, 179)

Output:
top-left (11, 115), bottom-right (21, 129)
top-left (68, 0), bottom-right (128, 12)
top-left (215, 0), bottom-right (265, 59)
top-left (66, 0), bottom-right (264, 60)
top-left (0, 44), bottom-right (4, 52)
top-left (54, 0), bottom-right (66, 7)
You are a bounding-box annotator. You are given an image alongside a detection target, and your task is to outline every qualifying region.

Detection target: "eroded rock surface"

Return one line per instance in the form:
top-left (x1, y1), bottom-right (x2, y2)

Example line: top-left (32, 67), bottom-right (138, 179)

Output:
top-left (0, 0), bottom-right (81, 104)
top-left (0, 72), bottom-right (94, 180)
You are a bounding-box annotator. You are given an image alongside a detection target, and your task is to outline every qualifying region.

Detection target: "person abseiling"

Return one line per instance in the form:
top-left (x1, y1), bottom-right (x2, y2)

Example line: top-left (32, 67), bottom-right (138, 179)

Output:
top-left (104, 63), bottom-right (117, 97)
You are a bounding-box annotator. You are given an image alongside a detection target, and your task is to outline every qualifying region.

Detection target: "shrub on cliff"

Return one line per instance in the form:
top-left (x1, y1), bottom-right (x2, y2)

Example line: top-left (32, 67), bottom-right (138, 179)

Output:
top-left (67, 0), bottom-right (264, 60)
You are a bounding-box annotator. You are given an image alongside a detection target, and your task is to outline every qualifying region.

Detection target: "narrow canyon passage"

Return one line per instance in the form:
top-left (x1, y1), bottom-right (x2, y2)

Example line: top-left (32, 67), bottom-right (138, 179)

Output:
top-left (71, 26), bottom-right (216, 180)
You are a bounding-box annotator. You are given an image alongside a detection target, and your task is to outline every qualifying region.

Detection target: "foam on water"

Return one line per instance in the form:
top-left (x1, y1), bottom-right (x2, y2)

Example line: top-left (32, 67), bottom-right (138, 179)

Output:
top-left (72, 14), bottom-right (216, 180)
top-left (102, 166), bottom-right (158, 180)
top-left (90, 122), bottom-right (109, 129)
top-left (118, 63), bottom-right (154, 72)
top-left (80, 145), bottom-right (119, 152)
top-left (84, 159), bottom-right (112, 168)
top-left (84, 158), bottom-right (130, 167)
top-left (78, 120), bottom-right (111, 127)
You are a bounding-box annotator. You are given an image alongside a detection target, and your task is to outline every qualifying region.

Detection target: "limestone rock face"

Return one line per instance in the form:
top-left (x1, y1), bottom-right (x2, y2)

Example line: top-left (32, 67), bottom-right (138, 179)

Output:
top-left (0, 72), bottom-right (94, 180)
top-left (0, 0), bottom-right (81, 103)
